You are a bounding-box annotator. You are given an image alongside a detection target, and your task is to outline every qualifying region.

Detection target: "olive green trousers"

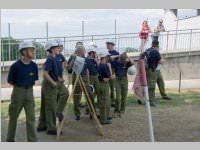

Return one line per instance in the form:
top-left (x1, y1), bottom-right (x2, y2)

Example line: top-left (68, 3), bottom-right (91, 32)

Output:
top-left (7, 86), bottom-right (38, 142)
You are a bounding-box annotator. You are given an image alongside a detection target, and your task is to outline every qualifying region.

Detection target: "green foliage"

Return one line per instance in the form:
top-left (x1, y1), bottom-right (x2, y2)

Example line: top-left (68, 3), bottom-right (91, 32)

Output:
top-left (125, 47), bottom-right (137, 53)
top-left (1, 37), bottom-right (21, 61)
top-left (33, 41), bottom-right (47, 59)
top-left (1, 37), bottom-right (47, 61)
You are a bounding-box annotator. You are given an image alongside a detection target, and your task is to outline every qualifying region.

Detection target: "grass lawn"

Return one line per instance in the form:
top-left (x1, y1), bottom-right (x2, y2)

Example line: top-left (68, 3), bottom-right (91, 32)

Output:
top-left (2, 89), bottom-right (200, 119)
top-left (1, 89), bottom-right (200, 142)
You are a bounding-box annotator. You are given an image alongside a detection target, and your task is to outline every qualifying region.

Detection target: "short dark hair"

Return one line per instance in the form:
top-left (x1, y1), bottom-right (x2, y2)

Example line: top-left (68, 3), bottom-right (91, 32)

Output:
top-left (20, 48), bottom-right (28, 56)
top-left (106, 41), bottom-right (115, 46)
top-left (47, 46), bottom-right (59, 53)
top-left (152, 40), bottom-right (159, 47)
top-left (88, 51), bottom-right (95, 55)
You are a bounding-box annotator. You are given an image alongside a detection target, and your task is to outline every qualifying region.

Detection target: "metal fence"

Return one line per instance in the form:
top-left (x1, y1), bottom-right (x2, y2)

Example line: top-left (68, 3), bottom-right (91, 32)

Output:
top-left (1, 28), bottom-right (200, 64)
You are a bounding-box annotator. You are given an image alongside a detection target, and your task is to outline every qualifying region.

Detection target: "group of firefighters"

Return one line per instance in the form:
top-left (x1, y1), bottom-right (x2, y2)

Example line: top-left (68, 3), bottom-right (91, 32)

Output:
top-left (6, 36), bottom-right (171, 142)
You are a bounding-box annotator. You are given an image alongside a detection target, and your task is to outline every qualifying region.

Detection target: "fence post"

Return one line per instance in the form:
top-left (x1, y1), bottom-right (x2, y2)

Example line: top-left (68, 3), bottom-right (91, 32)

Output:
top-left (188, 29), bottom-right (192, 55)
top-left (91, 35), bottom-right (94, 42)
top-left (174, 18), bottom-right (179, 50)
top-left (166, 31), bottom-right (169, 56)
top-left (118, 35), bottom-right (120, 52)
top-left (178, 71), bottom-right (182, 93)
top-left (46, 22), bottom-right (49, 41)
top-left (63, 37), bottom-right (66, 56)
top-left (34, 39), bottom-right (37, 62)
top-left (82, 21), bottom-right (85, 41)
top-left (1, 39), bottom-right (5, 71)
top-left (8, 23), bottom-right (11, 61)
top-left (114, 19), bottom-right (117, 45)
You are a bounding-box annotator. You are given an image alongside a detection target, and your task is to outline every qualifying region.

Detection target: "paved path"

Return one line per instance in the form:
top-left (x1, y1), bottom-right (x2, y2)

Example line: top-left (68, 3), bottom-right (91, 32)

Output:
top-left (1, 79), bottom-right (200, 101)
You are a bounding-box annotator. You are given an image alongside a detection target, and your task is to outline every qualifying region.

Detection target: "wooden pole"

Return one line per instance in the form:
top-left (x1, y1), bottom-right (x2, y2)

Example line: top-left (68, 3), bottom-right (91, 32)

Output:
top-left (78, 77), bottom-right (94, 114)
top-left (79, 76), bottom-right (104, 136)
top-left (57, 75), bottom-right (79, 141)
top-left (57, 75), bottom-right (104, 141)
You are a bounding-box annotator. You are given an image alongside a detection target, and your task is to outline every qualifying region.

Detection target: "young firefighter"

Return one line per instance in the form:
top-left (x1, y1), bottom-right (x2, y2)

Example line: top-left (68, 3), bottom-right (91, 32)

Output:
top-left (85, 42), bottom-right (100, 115)
top-left (7, 41), bottom-right (38, 142)
top-left (98, 51), bottom-right (115, 125)
top-left (145, 40), bottom-right (164, 106)
top-left (154, 45), bottom-right (171, 100)
top-left (68, 41), bottom-right (85, 108)
top-left (67, 44), bottom-right (92, 120)
top-left (37, 40), bottom-right (60, 135)
top-left (106, 41), bottom-right (120, 107)
top-left (55, 39), bottom-right (69, 122)
top-left (113, 52), bottom-right (134, 117)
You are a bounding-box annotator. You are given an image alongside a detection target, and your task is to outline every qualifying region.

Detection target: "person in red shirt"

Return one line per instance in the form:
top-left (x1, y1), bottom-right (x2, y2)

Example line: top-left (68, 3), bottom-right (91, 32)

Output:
top-left (139, 20), bottom-right (151, 53)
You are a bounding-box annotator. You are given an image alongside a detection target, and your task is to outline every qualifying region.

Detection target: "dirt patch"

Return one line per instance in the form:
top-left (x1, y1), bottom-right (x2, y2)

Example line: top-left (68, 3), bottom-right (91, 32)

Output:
top-left (1, 90), bottom-right (200, 142)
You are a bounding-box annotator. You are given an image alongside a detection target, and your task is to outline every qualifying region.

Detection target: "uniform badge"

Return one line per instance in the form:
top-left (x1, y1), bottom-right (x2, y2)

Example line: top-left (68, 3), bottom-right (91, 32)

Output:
top-left (29, 72), bottom-right (34, 76)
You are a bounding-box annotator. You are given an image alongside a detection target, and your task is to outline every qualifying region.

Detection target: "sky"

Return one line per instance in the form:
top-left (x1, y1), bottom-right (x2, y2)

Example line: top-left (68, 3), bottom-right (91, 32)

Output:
top-left (1, 9), bottom-right (165, 38)
top-left (1, 9), bottom-right (197, 39)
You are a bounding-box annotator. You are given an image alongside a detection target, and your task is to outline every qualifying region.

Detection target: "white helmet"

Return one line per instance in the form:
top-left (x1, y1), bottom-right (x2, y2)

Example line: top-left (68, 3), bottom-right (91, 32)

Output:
top-left (88, 41), bottom-right (97, 53)
top-left (127, 65), bottom-right (137, 75)
top-left (88, 41), bottom-right (97, 48)
top-left (55, 39), bottom-right (63, 46)
top-left (98, 51), bottom-right (110, 58)
top-left (45, 40), bottom-right (59, 51)
top-left (19, 41), bottom-right (35, 51)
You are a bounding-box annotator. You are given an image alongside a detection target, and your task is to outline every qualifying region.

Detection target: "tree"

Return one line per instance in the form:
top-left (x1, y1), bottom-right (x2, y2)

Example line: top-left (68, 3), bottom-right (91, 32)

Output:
top-left (125, 47), bottom-right (137, 53)
top-left (33, 41), bottom-right (47, 59)
top-left (1, 37), bottom-right (20, 61)
top-left (1, 37), bottom-right (47, 61)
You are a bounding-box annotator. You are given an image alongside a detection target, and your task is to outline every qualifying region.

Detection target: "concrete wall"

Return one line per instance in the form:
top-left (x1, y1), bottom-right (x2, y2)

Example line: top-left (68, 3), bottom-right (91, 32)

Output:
top-left (159, 51), bottom-right (200, 80)
top-left (164, 9), bottom-right (200, 31)
top-left (1, 50), bottom-right (200, 88)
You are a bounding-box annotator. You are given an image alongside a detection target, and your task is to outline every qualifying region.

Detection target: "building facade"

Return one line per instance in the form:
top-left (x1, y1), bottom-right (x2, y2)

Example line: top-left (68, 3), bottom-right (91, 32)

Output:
top-left (164, 9), bottom-right (200, 31)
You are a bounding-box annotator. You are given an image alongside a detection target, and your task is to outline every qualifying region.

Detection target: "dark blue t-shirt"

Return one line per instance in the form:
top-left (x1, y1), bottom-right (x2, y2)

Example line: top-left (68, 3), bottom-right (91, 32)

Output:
top-left (43, 55), bottom-right (59, 81)
top-left (7, 59), bottom-right (38, 87)
top-left (114, 61), bottom-right (132, 78)
top-left (108, 50), bottom-right (119, 56)
top-left (145, 48), bottom-right (161, 71)
top-left (55, 54), bottom-right (66, 77)
top-left (97, 64), bottom-right (111, 81)
top-left (86, 58), bottom-right (98, 76)
top-left (108, 50), bottom-right (120, 68)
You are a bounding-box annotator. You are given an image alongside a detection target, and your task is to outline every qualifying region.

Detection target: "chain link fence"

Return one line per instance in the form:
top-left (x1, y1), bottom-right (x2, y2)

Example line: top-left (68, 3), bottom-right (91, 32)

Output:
top-left (1, 29), bottom-right (200, 65)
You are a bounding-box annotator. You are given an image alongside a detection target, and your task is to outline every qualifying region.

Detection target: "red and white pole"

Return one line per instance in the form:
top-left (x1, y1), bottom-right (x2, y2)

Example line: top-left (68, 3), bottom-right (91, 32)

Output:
top-left (139, 59), bottom-right (155, 142)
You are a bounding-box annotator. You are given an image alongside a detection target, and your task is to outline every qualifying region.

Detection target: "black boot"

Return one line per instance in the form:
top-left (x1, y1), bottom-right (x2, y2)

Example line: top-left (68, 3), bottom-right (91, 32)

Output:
top-left (46, 130), bottom-right (57, 135)
top-left (75, 115), bottom-right (80, 120)
top-left (137, 99), bottom-right (142, 105)
top-left (162, 96), bottom-right (172, 100)
top-left (56, 112), bottom-right (64, 122)
top-left (37, 127), bottom-right (47, 132)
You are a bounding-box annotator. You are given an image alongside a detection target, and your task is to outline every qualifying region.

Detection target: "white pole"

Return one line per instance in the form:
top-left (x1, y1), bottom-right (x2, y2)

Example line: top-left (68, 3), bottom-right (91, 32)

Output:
top-left (46, 22), bottom-right (49, 41)
top-left (82, 21), bottom-right (84, 41)
top-left (144, 86), bottom-right (155, 142)
top-left (139, 59), bottom-right (155, 142)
